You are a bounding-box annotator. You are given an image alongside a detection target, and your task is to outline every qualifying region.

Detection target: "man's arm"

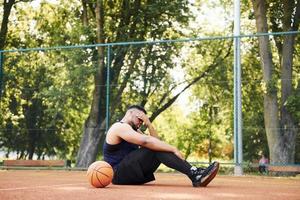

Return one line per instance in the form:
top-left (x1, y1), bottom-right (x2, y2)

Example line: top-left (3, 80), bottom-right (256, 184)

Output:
top-left (118, 123), bottom-right (183, 160)
top-left (146, 123), bottom-right (159, 138)
top-left (137, 113), bottom-right (159, 138)
top-left (137, 123), bottom-right (159, 138)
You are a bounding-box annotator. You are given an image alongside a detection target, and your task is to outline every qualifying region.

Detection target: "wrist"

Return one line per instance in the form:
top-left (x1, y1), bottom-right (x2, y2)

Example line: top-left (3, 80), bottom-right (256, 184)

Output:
top-left (171, 147), bottom-right (177, 153)
top-left (145, 122), bottom-right (152, 128)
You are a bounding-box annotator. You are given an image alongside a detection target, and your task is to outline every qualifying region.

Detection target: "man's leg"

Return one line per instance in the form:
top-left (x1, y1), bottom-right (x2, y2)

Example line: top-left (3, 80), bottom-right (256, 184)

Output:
top-left (113, 148), bottom-right (219, 187)
top-left (135, 148), bottom-right (219, 187)
top-left (112, 148), bottom-right (161, 185)
top-left (154, 150), bottom-right (192, 175)
top-left (141, 148), bottom-right (219, 187)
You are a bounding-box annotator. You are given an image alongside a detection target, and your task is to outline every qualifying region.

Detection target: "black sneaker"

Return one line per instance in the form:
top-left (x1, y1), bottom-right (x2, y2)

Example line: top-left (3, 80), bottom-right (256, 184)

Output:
top-left (191, 161), bottom-right (219, 187)
top-left (195, 161), bottom-right (217, 174)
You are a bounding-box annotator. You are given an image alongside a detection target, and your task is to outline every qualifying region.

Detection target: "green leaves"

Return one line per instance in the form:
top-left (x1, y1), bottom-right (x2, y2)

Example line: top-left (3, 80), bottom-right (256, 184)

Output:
top-left (0, 0), bottom-right (94, 160)
top-left (285, 89), bottom-right (300, 122)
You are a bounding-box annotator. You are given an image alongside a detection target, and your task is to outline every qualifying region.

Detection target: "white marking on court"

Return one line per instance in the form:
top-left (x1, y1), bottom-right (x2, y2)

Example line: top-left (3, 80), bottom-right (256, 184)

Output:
top-left (0, 182), bottom-right (87, 191)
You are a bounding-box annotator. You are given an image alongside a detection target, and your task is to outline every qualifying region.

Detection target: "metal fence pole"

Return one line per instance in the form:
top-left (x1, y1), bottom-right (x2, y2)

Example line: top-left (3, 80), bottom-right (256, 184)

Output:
top-left (105, 45), bottom-right (111, 133)
top-left (0, 52), bottom-right (3, 100)
top-left (234, 0), bottom-right (243, 176)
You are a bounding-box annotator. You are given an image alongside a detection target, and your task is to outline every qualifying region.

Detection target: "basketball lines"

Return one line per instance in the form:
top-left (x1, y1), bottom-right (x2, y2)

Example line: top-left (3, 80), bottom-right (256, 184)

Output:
top-left (0, 182), bottom-right (87, 191)
top-left (94, 167), bottom-right (111, 178)
top-left (93, 166), bottom-right (111, 187)
top-left (95, 171), bottom-right (104, 187)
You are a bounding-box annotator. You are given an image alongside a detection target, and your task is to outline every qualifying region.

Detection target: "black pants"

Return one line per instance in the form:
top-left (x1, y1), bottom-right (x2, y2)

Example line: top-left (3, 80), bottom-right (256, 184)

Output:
top-left (259, 165), bottom-right (267, 173)
top-left (112, 148), bottom-right (192, 185)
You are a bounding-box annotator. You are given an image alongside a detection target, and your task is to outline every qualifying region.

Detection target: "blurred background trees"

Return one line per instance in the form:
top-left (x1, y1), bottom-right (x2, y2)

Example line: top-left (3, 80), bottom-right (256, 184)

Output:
top-left (0, 0), bottom-right (299, 167)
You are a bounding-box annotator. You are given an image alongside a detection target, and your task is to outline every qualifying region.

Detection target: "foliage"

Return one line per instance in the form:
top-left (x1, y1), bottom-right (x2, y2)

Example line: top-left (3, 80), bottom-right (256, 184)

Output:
top-left (240, 39), bottom-right (268, 161)
top-left (0, 0), bottom-right (299, 166)
top-left (0, 0), bottom-right (93, 160)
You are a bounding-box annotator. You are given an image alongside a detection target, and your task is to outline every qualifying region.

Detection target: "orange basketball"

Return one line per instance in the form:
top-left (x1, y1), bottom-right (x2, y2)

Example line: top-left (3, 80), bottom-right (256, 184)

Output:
top-left (87, 161), bottom-right (114, 188)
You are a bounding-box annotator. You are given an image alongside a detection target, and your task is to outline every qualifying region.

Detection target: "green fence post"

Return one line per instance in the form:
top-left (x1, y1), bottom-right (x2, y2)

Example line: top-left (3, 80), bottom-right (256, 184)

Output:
top-left (105, 45), bottom-right (111, 133)
top-left (0, 52), bottom-right (3, 99)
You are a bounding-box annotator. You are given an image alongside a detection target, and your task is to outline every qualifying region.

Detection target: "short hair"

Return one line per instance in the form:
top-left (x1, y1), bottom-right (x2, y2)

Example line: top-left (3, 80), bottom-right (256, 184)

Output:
top-left (127, 105), bottom-right (147, 114)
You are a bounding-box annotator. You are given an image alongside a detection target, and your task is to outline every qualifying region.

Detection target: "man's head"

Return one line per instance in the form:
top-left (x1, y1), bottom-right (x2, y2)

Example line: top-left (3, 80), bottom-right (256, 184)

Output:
top-left (125, 105), bottom-right (147, 130)
top-left (127, 105), bottom-right (147, 114)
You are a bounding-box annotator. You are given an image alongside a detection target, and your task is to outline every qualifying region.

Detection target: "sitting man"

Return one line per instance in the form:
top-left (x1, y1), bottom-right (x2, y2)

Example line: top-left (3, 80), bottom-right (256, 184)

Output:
top-left (103, 105), bottom-right (219, 187)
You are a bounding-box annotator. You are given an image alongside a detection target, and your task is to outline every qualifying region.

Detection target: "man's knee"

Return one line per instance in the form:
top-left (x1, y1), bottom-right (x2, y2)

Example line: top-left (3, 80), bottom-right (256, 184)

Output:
top-left (140, 147), bottom-right (156, 155)
top-left (140, 148), bottom-right (175, 160)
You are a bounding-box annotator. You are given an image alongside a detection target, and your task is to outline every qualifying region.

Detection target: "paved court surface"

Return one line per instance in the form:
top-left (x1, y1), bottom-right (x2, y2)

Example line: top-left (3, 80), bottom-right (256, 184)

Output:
top-left (0, 170), bottom-right (299, 200)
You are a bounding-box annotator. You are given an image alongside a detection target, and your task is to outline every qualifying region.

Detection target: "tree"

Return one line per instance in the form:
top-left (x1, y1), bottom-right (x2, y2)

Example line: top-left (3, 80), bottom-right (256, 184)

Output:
top-left (76, 0), bottom-right (243, 167)
top-left (0, 0), bottom-right (93, 160)
top-left (1, 0), bottom-right (35, 49)
top-left (251, 0), bottom-right (300, 166)
top-left (0, 0), bottom-right (15, 50)
top-left (76, 0), bottom-right (192, 167)
top-left (1, 0), bottom-right (15, 100)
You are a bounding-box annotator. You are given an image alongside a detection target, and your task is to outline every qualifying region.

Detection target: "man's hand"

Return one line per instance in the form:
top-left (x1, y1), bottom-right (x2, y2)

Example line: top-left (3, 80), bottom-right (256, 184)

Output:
top-left (136, 112), bottom-right (151, 127)
top-left (136, 112), bottom-right (159, 138)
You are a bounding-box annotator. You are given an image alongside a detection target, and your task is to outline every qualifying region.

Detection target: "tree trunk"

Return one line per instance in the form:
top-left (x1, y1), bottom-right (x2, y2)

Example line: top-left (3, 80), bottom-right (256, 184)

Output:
top-left (76, 121), bottom-right (106, 167)
top-left (0, 0), bottom-right (15, 100)
top-left (81, 0), bottom-right (88, 27)
top-left (0, 0), bottom-right (15, 50)
top-left (278, 0), bottom-right (299, 163)
top-left (251, 0), bottom-right (281, 164)
top-left (76, 0), bottom-right (106, 168)
top-left (252, 0), bottom-right (298, 166)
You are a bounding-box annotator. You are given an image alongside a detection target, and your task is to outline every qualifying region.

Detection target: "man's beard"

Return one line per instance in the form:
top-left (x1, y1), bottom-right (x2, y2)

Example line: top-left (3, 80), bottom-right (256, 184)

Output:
top-left (131, 123), bottom-right (138, 131)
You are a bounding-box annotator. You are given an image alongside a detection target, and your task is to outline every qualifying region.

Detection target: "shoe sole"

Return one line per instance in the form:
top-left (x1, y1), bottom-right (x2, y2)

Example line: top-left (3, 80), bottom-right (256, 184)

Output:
top-left (199, 162), bottom-right (219, 187)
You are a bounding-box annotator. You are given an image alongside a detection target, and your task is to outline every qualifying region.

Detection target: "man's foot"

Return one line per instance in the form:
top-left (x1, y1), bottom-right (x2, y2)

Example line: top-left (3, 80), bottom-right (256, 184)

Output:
top-left (190, 161), bottom-right (219, 187)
